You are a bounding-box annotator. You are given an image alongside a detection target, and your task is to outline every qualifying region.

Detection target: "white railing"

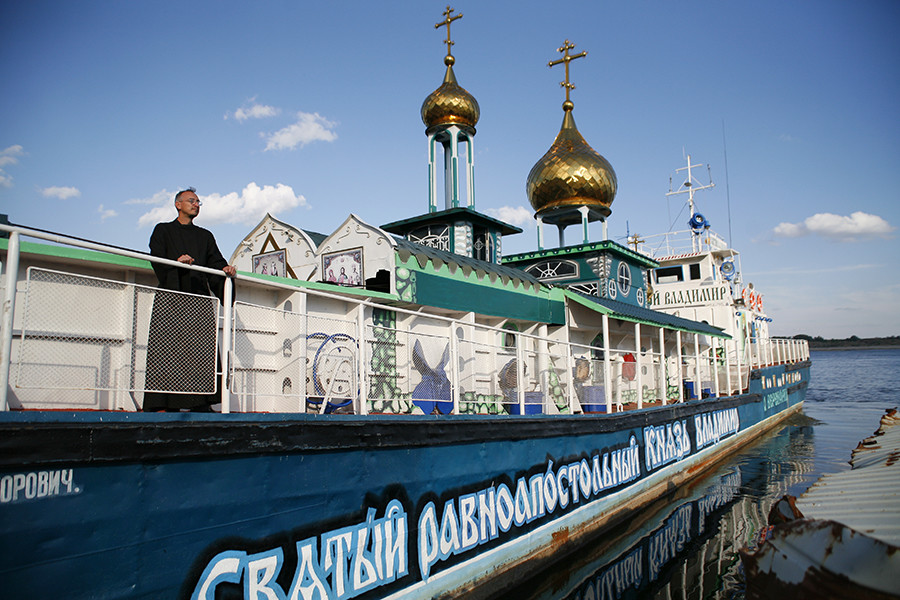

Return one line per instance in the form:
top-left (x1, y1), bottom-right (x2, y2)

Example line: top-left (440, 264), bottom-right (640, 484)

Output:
top-left (0, 224), bottom-right (809, 414)
top-left (633, 228), bottom-right (731, 260)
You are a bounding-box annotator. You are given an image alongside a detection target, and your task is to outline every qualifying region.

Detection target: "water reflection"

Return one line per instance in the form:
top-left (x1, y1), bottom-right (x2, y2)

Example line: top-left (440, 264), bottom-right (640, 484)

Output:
top-left (497, 414), bottom-right (817, 600)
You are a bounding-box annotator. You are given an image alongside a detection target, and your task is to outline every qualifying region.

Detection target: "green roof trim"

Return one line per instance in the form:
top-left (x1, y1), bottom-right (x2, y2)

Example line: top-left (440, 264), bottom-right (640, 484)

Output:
top-left (504, 239), bottom-right (659, 269)
top-left (564, 289), bottom-right (729, 338)
top-left (382, 207), bottom-right (523, 236)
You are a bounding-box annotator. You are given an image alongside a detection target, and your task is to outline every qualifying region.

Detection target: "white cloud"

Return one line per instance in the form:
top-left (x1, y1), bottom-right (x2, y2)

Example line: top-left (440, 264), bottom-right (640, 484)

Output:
top-left (98, 204), bottom-right (117, 221)
top-left (137, 183), bottom-right (308, 228)
top-left (0, 145), bottom-right (24, 187)
top-left (228, 98), bottom-right (280, 122)
top-left (40, 186), bottom-right (81, 200)
top-left (773, 211), bottom-right (895, 241)
top-left (0, 145), bottom-right (24, 167)
top-left (264, 112), bottom-right (337, 151)
top-left (485, 205), bottom-right (534, 227)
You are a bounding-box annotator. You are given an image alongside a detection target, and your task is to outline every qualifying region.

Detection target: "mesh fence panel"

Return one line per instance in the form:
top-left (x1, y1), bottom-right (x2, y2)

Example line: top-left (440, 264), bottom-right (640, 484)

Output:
top-left (457, 336), bottom-right (515, 414)
top-left (231, 302), bottom-right (307, 402)
top-left (16, 268), bottom-right (219, 394)
top-left (305, 314), bottom-right (358, 406)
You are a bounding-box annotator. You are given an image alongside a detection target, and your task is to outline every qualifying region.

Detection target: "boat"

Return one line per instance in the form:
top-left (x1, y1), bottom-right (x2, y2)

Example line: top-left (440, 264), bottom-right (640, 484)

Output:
top-left (0, 10), bottom-right (809, 600)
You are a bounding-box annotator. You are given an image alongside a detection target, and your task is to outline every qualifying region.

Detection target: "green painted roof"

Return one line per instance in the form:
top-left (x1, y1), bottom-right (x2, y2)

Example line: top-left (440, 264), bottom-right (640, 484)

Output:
top-left (565, 289), bottom-right (729, 338)
top-left (382, 207), bottom-right (523, 236)
top-left (504, 239), bottom-right (659, 269)
top-left (394, 237), bottom-right (543, 286)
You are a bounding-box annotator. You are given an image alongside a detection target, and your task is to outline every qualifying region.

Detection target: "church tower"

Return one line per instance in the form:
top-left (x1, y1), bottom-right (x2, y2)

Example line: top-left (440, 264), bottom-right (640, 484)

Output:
top-left (504, 41), bottom-right (657, 309)
top-left (381, 6), bottom-right (520, 264)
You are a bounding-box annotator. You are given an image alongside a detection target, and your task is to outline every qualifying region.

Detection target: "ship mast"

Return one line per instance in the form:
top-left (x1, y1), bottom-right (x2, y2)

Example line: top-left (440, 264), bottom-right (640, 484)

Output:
top-left (667, 154), bottom-right (715, 252)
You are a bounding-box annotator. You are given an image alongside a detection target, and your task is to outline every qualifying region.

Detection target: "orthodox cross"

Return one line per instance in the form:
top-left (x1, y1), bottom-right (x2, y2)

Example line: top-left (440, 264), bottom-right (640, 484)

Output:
top-left (548, 40), bottom-right (587, 105)
top-left (435, 6), bottom-right (463, 57)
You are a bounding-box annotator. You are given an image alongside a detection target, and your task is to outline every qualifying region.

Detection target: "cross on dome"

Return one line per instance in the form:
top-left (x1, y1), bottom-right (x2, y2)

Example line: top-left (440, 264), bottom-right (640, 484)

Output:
top-left (435, 5), bottom-right (463, 64)
top-left (548, 40), bottom-right (587, 110)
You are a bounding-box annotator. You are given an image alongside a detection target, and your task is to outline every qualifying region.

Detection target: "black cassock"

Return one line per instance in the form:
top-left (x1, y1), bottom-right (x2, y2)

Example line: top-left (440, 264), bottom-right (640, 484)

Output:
top-left (143, 220), bottom-right (228, 411)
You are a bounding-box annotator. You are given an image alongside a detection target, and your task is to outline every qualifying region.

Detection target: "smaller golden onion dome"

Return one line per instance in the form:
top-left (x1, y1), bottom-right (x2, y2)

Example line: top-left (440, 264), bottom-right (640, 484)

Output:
top-left (526, 108), bottom-right (617, 225)
top-left (421, 56), bottom-right (480, 135)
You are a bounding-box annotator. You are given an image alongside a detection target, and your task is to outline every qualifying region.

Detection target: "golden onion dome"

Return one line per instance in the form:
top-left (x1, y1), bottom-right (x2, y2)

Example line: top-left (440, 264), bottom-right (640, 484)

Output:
top-left (526, 107), bottom-right (617, 225)
top-left (421, 56), bottom-right (480, 135)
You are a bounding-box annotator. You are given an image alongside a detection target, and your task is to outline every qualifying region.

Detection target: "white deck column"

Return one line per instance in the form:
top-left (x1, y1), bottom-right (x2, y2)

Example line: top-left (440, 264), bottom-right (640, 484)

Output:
top-left (356, 305), bottom-right (367, 415)
top-left (724, 338), bottom-right (733, 395)
top-left (220, 276), bottom-right (233, 413)
top-left (676, 330), bottom-right (683, 403)
top-left (0, 231), bottom-right (20, 411)
top-left (602, 314), bottom-right (612, 413)
top-left (449, 321), bottom-right (459, 415)
top-left (712, 336), bottom-right (721, 398)
top-left (693, 333), bottom-right (702, 399)
top-left (634, 322), bottom-right (643, 409)
top-left (658, 328), bottom-right (666, 405)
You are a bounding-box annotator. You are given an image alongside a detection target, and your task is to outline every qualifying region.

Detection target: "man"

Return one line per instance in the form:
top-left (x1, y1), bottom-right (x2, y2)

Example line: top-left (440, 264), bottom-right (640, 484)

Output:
top-left (142, 188), bottom-right (236, 412)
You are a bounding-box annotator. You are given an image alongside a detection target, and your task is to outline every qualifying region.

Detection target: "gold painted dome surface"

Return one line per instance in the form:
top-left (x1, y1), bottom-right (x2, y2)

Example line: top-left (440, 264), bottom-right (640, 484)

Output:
top-left (421, 63), bottom-right (480, 134)
top-left (526, 110), bottom-right (617, 223)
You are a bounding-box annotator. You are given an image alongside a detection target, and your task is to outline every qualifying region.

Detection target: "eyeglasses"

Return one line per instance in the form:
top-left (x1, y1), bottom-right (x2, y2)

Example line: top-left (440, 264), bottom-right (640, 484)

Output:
top-left (180, 198), bottom-right (202, 206)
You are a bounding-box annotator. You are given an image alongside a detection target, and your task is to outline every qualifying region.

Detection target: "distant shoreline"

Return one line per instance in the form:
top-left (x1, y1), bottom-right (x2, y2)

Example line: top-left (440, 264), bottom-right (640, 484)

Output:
top-left (809, 345), bottom-right (900, 351)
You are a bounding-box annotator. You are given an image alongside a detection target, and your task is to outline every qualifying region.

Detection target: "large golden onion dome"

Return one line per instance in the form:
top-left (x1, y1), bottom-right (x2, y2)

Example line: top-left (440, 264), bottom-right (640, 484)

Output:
top-left (421, 56), bottom-right (480, 135)
top-left (526, 106), bottom-right (617, 226)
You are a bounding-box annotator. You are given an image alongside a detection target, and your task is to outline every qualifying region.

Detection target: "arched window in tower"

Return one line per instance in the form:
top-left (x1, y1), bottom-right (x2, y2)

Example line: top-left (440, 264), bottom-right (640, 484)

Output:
top-left (473, 228), bottom-right (493, 262)
top-left (409, 225), bottom-right (450, 251)
top-left (526, 260), bottom-right (578, 281)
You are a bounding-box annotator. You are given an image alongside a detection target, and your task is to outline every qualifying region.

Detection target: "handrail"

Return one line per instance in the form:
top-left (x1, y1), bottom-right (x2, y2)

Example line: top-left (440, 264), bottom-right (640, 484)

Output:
top-left (0, 222), bottom-right (809, 414)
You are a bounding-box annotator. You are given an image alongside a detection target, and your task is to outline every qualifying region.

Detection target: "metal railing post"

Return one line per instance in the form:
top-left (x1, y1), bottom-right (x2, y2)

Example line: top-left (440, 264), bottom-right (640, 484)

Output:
top-left (602, 314), bottom-right (612, 413)
top-left (220, 276), bottom-right (233, 414)
top-left (676, 330), bottom-right (684, 403)
top-left (0, 231), bottom-right (20, 411)
top-left (634, 322), bottom-right (643, 410)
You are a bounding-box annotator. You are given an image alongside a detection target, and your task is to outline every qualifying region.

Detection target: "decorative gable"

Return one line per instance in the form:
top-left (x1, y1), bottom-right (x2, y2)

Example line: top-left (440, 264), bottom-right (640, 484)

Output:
top-left (230, 213), bottom-right (322, 280)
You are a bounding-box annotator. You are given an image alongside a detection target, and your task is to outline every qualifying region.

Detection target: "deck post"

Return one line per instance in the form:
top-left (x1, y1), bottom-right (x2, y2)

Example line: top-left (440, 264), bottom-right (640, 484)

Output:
top-left (220, 276), bottom-right (233, 414)
top-left (693, 333), bottom-right (702, 399)
top-left (299, 293), bottom-right (309, 412)
top-left (634, 322), bottom-right (643, 410)
top-left (712, 336), bottom-right (721, 398)
top-left (357, 305), bottom-right (367, 415)
top-left (658, 328), bottom-right (666, 405)
top-left (450, 320), bottom-right (460, 415)
top-left (0, 231), bottom-right (20, 411)
top-left (602, 313), bottom-right (612, 413)
top-left (515, 332), bottom-right (525, 414)
top-left (565, 338), bottom-right (576, 413)
top-left (724, 338), bottom-right (733, 395)
top-left (676, 330), bottom-right (683, 403)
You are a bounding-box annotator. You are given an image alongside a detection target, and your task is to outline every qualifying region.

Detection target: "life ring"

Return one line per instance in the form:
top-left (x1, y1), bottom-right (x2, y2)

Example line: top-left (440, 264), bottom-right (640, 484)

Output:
top-left (622, 353), bottom-right (636, 381)
top-left (742, 287), bottom-right (748, 305)
top-left (757, 294), bottom-right (763, 311)
top-left (748, 291), bottom-right (757, 311)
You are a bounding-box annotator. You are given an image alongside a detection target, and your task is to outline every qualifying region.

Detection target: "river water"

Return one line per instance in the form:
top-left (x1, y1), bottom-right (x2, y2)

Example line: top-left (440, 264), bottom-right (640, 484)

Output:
top-left (497, 349), bottom-right (900, 600)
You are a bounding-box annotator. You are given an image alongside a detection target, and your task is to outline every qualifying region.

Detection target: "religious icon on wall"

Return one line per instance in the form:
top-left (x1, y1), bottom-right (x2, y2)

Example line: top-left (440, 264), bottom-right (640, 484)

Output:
top-left (253, 249), bottom-right (287, 278)
top-left (322, 248), bottom-right (363, 286)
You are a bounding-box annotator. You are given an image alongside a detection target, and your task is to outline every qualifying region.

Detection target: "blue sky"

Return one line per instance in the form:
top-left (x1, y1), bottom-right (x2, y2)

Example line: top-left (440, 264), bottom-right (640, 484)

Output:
top-left (1, 1), bottom-right (897, 338)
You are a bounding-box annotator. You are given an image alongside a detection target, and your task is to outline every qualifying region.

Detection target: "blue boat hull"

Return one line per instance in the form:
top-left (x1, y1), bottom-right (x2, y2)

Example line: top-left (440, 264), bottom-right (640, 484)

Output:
top-left (0, 362), bottom-right (808, 599)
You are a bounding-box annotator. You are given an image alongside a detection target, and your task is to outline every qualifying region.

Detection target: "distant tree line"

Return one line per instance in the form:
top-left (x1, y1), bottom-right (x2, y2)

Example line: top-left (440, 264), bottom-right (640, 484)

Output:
top-left (790, 334), bottom-right (900, 348)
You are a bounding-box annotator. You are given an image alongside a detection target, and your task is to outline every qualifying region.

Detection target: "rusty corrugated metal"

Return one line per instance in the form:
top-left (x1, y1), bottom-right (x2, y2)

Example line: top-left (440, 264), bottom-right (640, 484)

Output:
top-left (796, 408), bottom-right (900, 546)
top-left (741, 408), bottom-right (900, 599)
